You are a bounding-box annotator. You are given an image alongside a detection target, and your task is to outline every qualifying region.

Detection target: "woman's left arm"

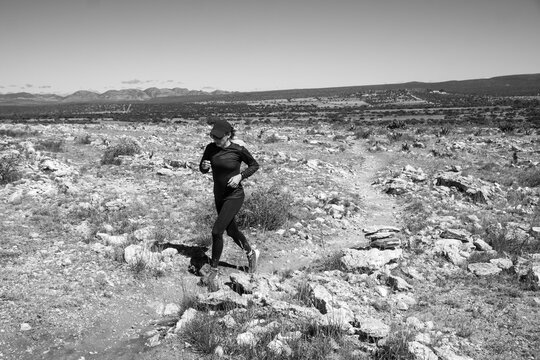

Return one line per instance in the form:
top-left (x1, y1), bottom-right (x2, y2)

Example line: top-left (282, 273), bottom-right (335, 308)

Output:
top-left (239, 147), bottom-right (260, 180)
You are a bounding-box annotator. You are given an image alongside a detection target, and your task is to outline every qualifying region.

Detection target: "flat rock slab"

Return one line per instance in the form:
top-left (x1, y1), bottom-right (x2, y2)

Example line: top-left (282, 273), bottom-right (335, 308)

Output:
top-left (340, 248), bottom-right (402, 272)
top-left (356, 317), bottom-right (390, 339)
top-left (440, 229), bottom-right (471, 242)
top-left (197, 289), bottom-right (248, 309)
top-left (362, 225), bottom-right (401, 236)
top-left (468, 263), bottom-right (502, 276)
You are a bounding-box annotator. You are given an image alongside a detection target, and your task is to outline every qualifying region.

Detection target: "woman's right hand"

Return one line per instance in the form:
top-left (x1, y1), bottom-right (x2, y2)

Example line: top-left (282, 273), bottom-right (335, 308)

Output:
top-left (201, 160), bottom-right (211, 170)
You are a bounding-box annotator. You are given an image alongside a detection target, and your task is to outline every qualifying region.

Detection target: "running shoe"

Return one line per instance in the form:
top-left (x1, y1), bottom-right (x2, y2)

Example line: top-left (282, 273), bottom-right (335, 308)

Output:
top-left (247, 249), bottom-right (260, 274)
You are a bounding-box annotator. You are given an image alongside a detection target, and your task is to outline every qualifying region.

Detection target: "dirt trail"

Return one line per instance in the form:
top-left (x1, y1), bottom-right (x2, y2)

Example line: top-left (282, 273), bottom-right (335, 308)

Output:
top-left (254, 144), bottom-right (400, 274)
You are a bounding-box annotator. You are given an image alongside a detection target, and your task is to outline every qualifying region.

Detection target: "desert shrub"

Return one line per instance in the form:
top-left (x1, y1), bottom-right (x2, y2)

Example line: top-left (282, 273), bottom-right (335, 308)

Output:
top-left (0, 152), bottom-right (22, 184)
top-left (264, 133), bottom-right (281, 144)
top-left (77, 133), bottom-right (92, 144)
top-left (515, 167), bottom-right (540, 188)
top-left (388, 119), bottom-right (406, 130)
top-left (237, 185), bottom-right (292, 230)
top-left (373, 327), bottom-right (415, 360)
top-left (354, 128), bottom-right (373, 139)
top-left (439, 126), bottom-right (452, 136)
top-left (499, 122), bottom-right (516, 133)
top-left (101, 138), bottom-right (141, 165)
top-left (36, 138), bottom-right (65, 152)
top-left (0, 128), bottom-right (38, 137)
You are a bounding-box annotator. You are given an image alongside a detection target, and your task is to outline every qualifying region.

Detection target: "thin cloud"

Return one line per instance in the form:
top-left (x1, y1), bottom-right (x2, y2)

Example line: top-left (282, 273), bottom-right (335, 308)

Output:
top-left (202, 87), bottom-right (216, 91)
top-left (39, 85), bottom-right (52, 89)
top-left (25, 84), bottom-right (33, 88)
top-left (121, 79), bottom-right (143, 85)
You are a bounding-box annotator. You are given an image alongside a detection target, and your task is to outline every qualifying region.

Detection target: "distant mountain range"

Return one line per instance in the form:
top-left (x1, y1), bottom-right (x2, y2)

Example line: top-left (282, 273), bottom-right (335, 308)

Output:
top-left (0, 87), bottom-right (233, 105)
top-left (1, 73), bottom-right (539, 105)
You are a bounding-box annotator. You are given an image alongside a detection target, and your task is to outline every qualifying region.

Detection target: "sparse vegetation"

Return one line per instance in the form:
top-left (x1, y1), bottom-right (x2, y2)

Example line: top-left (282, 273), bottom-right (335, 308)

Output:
top-left (36, 138), bottom-right (65, 152)
top-left (100, 137), bottom-right (141, 165)
top-left (0, 152), bottom-right (22, 184)
top-left (237, 185), bottom-right (292, 230)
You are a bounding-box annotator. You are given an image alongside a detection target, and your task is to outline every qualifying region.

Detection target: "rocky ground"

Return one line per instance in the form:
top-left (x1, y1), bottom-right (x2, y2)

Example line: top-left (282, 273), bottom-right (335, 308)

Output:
top-left (0, 120), bottom-right (539, 360)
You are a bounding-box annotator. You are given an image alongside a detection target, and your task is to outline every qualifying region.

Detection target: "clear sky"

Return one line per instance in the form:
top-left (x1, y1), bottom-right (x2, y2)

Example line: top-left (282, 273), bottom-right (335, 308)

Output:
top-left (1, 0), bottom-right (539, 95)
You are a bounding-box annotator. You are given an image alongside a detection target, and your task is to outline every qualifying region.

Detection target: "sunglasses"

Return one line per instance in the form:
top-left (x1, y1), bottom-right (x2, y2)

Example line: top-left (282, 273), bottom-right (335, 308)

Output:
top-left (210, 134), bottom-right (224, 140)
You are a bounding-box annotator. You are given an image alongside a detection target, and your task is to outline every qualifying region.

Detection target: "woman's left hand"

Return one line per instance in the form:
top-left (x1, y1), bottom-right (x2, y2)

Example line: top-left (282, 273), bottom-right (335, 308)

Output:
top-left (227, 174), bottom-right (242, 188)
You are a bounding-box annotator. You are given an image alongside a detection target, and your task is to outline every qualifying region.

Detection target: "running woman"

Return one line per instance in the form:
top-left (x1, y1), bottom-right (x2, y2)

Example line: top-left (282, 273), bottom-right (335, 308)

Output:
top-left (199, 120), bottom-right (260, 291)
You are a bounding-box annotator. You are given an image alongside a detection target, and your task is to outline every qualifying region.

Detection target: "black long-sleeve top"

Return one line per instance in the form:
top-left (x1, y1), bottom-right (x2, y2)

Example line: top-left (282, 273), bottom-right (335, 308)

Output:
top-left (199, 142), bottom-right (259, 199)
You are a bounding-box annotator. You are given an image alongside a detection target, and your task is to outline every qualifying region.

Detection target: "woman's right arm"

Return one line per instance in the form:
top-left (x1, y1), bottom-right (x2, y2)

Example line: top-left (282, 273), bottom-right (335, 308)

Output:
top-left (199, 144), bottom-right (211, 173)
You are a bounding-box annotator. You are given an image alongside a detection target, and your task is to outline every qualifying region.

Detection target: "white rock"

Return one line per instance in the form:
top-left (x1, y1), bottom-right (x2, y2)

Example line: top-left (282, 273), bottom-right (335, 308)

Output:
top-left (433, 345), bottom-right (474, 360)
top-left (356, 317), bottom-right (389, 339)
top-left (340, 248), bottom-right (402, 272)
top-left (408, 341), bottom-right (438, 360)
top-left (489, 258), bottom-right (513, 270)
top-left (157, 168), bottom-right (175, 176)
top-left (124, 244), bottom-right (143, 265)
top-left (468, 263), bottom-right (502, 276)
top-left (163, 303), bottom-right (180, 316)
top-left (236, 332), bottom-right (257, 347)
top-left (20, 323), bottom-right (32, 331)
top-left (174, 308), bottom-right (198, 333)
top-left (267, 339), bottom-right (292, 356)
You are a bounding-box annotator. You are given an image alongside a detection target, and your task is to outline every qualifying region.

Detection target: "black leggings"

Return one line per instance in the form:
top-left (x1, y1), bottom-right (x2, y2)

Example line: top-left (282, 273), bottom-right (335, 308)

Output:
top-left (211, 196), bottom-right (251, 267)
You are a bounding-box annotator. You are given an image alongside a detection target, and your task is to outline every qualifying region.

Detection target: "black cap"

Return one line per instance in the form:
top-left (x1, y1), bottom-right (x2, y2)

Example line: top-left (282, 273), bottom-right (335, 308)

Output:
top-left (210, 120), bottom-right (232, 138)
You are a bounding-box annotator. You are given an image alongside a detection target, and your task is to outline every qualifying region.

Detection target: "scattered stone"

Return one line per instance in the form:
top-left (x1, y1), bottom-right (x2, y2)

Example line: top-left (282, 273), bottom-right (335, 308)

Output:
top-left (163, 303), bottom-right (180, 316)
top-left (20, 323), bottom-right (32, 331)
top-left (157, 168), bottom-right (175, 176)
top-left (145, 333), bottom-right (161, 347)
top-left (267, 339), bottom-right (293, 356)
top-left (433, 345), bottom-right (475, 360)
top-left (309, 283), bottom-right (333, 314)
top-left (133, 226), bottom-right (155, 242)
top-left (363, 225), bottom-right (401, 236)
top-left (174, 308), bottom-right (198, 333)
top-left (408, 341), bottom-right (438, 360)
top-left (406, 317), bottom-right (425, 330)
top-left (489, 258), bottom-right (513, 270)
top-left (197, 288), bottom-right (248, 309)
top-left (214, 345), bottom-right (225, 358)
top-left (435, 172), bottom-right (490, 204)
top-left (124, 244), bottom-right (143, 265)
top-left (386, 275), bottom-right (412, 291)
top-left (468, 263), bottom-right (502, 276)
top-left (96, 233), bottom-right (129, 247)
top-left (355, 317), bottom-right (390, 340)
top-left (236, 331), bottom-right (257, 347)
top-left (473, 238), bottom-right (493, 251)
top-left (440, 229), bottom-right (471, 242)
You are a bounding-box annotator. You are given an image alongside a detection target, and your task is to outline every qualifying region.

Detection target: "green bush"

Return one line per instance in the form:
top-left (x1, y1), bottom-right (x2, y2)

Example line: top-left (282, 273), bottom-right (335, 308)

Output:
top-left (237, 185), bottom-right (292, 230)
top-left (0, 153), bottom-right (22, 184)
top-left (101, 138), bottom-right (141, 165)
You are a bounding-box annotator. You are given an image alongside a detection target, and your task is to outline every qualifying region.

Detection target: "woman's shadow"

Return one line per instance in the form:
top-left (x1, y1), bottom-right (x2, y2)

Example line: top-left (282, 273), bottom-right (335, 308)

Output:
top-left (153, 242), bottom-right (248, 275)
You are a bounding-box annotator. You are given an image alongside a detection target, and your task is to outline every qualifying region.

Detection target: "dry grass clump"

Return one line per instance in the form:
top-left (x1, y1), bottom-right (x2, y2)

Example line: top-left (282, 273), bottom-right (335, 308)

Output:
top-left (36, 138), bottom-right (65, 152)
top-left (76, 133), bottom-right (92, 145)
top-left (372, 326), bottom-right (415, 360)
top-left (354, 128), bottom-right (374, 139)
top-left (237, 185), bottom-right (292, 231)
top-left (0, 152), bottom-right (22, 184)
top-left (181, 308), bottom-right (358, 360)
top-left (0, 128), bottom-right (39, 138)
top-left (101, 138), bottom-right (141, 165)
